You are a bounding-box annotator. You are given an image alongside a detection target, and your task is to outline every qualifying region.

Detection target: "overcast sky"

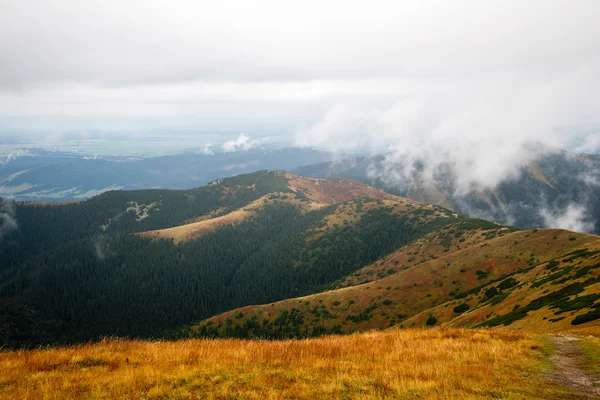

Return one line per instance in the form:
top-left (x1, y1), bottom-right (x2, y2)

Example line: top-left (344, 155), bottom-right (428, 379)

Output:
top-left (1, 0), bottom-right (600, 154)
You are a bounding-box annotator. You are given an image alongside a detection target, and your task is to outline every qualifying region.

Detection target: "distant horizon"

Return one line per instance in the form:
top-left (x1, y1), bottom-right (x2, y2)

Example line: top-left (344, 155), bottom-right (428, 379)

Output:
top-left (0, 134), bottom-right (598, 158)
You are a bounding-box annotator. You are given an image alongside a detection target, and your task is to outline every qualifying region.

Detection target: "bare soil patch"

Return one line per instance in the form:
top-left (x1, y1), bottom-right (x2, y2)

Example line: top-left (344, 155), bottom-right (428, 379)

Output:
top-left (551, 334), bottom-right (600, 399)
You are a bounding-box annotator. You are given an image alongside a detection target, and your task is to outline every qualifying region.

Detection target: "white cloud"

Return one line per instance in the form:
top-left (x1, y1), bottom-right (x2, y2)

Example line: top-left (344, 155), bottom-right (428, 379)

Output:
top-left (93, 234), bottom-right (112, 260)
top-left (294, 60), bottom-right (600, 193)
top-left (0, 0), bottom-right (599, 158)
top-left (203, 142), bottom-right (214, 155)
top-left (0, 198), bottom-right (18, 242)
top-left (540, 203), bottom-right (594, 233)
top-left (222, 133), bottom-right (258, 153)
top-left (574, 133), bottom-right (600, 154)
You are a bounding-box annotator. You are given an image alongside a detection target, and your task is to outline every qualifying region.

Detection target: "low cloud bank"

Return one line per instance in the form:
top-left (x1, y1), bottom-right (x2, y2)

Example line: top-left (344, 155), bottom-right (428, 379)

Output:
top-left (540, 203), bottom-right (595, 233)
top-left (0, 198), bottom-right (17, 242)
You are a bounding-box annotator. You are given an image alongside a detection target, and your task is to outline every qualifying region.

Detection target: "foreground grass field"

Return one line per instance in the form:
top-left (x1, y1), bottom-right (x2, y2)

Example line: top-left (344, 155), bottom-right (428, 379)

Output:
top-left (0, 328), bottom-right (583, 399)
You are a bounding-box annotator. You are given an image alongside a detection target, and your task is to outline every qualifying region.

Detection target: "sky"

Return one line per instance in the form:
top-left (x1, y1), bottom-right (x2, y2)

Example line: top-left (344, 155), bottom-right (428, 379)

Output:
top-left (1, 0), bottom-right (599, 156)
top-left (2, 2), bottom-right (600, 232)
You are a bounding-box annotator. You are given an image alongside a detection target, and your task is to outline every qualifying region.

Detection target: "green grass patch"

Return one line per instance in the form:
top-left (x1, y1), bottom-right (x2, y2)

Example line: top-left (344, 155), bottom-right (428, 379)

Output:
top-left (578, 338), bottom-right (600, 376)
top-left (479, 283), bottom-right (585, 327)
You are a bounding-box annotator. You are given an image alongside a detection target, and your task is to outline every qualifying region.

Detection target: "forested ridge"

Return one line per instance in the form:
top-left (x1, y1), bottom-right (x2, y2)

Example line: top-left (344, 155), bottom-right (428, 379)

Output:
top-left (0, 171), bottom-right (292, 266)
top-left (0, 170), bottom-right (473, 347)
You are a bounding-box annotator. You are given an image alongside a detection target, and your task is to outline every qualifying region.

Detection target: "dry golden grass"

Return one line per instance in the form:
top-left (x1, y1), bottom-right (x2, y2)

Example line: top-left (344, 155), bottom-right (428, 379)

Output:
top-left (138, 206), bottom-right (256, 243)
top-left (0, 328), bottom-right (572, 399)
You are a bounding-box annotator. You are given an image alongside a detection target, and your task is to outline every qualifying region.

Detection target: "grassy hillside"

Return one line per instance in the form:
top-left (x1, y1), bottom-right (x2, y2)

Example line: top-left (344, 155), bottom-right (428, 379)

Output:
top-left (0, 329), bottom-right (577, 399)
top-left (185, 228), bottom-right (600, 338)
top-left (408, 234), bottom-right (600, 332)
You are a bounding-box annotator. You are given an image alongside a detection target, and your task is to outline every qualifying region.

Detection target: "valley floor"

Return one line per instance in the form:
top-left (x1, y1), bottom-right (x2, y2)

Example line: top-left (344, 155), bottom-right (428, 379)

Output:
top-left (1, 328), bottom-right (597, 399)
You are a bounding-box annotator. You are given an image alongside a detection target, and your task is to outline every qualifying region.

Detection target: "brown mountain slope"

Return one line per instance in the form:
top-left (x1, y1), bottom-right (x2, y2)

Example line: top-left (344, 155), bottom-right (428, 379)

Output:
top-left (335, 221), bottom-right (515, 288)
top-left (184, 228), bottom-right (600, 338)
top-left (283, 173), bottom-right (398, 204)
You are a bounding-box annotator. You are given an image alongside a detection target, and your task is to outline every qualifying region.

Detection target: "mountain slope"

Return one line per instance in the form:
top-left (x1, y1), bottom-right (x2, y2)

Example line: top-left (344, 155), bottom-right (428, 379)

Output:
top-left (5, 168), bottom-right (597, 347)
top-left (0, 170), bottom-right (471, 347)
top-left (293, 146), bottom-right (600, 234)
top-left (137, 173), bottom-right (398, 243)
top-left (184, 228), bottom-right (600, 338)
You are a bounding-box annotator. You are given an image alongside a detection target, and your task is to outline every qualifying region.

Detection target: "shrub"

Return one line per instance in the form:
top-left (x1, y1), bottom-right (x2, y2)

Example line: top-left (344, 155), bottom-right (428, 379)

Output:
top-left (453, 303), bottom-right (470, 314)
top-left (572, 309), bottom-right (600, 325)
top-left (545, 260), bottom-right (560, 270)
top-left (426, 315), bottom-right (437, 326)
top-left (476, 270), bottom-right (490, 280)
top-left (484, 287), bottom-right (498, 299)
top-left (498, 278), bottom-right (518, 290)
top-left (490, 292), bottom-right (509, 305)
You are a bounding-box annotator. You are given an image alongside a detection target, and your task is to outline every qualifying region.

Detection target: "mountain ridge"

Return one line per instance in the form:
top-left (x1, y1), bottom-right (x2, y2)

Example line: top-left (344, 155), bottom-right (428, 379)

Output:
top-left (2, 169), bottom-right (600, 348)
top-left (0, 170), bottom-right (465, 346)
top-left (293, 146), bottom-right (600, 234)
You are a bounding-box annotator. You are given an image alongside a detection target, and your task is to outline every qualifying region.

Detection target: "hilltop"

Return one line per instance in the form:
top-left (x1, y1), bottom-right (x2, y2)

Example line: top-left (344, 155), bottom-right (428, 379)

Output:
top-left (138, 172), bottom-right (399, 243)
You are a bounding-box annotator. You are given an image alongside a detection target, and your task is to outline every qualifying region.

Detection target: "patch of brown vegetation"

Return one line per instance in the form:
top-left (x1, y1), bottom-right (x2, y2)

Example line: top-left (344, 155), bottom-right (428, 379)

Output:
top-left (402, 230), bottom-right (600, 332)
top-left (138, 193), bottom-right (328, 244)
top-left (137, 197), bottom-right (274, 244)
top-left (284, 173), bottom-right (399, 204)
top-left (305, 198), bottom-right (454, 243)
top-left (528, 161), bottom-right (557, 189)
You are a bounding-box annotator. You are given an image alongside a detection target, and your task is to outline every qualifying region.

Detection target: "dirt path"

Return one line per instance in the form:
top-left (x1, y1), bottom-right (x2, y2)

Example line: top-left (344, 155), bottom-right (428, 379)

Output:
top-left (550, 334), bottom-right (600, 399)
